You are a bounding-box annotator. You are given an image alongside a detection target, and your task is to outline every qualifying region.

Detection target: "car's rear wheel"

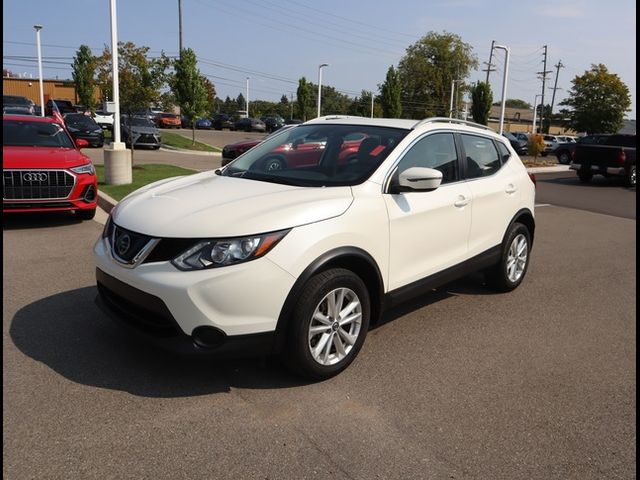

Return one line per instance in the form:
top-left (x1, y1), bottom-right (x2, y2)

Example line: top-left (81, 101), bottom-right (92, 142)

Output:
top-left (625, 165), bottom-right (636, 187)
top-left (263, 156), bottom-right (286, 171)
top-left (76, 208), bottom-right (96, 221)
top-left (578, 171), bottom-right (592, 183)
top-left (285, 268), bottom-right (370, 380)
top-left (485, 222), bottom-right (531, 292)
top-left (558, 151), bottom-right (571, 164)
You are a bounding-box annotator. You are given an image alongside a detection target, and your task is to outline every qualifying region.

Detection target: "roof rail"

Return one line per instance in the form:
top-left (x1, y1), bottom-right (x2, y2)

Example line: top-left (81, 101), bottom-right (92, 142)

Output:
top-left (412, 117), bottom-right (495, 132)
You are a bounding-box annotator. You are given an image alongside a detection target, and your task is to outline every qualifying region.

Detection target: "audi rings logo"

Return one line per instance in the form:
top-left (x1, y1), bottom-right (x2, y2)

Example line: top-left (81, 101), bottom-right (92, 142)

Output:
top-left (116, 233), bottom-right (132, 257)
top-left (22, 172), bottom-right (48, 182)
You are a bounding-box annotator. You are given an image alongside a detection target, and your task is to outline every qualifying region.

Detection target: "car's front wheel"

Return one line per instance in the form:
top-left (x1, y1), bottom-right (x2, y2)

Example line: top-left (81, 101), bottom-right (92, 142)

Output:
top-left (485, 222), bottom-right (531, 292)
top-left (557, 151), bottom-right (571, 164)
top-left (625, 165), bottom-right (636, 187)
top-left (285, 268), bottom-right (370, 380)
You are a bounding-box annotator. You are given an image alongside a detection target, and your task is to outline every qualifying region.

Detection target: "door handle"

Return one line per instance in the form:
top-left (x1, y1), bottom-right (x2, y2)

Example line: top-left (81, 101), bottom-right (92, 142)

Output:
top-left (505, 184), bottom-right (517, 194)
top-left (454, 195), bottom-right (469, 208)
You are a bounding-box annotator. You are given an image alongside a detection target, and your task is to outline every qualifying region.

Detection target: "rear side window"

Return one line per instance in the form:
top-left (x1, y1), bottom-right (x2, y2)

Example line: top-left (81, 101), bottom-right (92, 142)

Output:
top-left (396, 133), bottom-right (459, 184)
top-left (461, 134), bottom-right (501, 179)
top-left (605, 135), bottom-right (636, 147)
top-left (496, 141), bottom-right (511, 162)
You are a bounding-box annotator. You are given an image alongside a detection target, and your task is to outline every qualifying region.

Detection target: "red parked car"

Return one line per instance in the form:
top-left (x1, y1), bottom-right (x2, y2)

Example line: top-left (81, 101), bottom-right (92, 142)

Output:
top-left (3, 115), bottom-right (98, 220)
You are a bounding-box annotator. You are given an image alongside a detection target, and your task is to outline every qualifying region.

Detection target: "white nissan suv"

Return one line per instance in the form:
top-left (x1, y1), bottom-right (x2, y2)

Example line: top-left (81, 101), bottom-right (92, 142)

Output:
top-left (95, 116), bottom-right (536, 379)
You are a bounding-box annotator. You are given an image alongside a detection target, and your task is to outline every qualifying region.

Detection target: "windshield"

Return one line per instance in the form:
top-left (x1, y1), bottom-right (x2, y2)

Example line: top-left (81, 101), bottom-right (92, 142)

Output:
top-left (221, 124), bottom-right (409, 187)
top-left (65, 114), bottom-right (98, 128)
top-left (3, 119), bottom-right (75, 148)
top-left (4, 95), bottom-right (32, 106)
top-left (124, 117), bottom-right (155, 127)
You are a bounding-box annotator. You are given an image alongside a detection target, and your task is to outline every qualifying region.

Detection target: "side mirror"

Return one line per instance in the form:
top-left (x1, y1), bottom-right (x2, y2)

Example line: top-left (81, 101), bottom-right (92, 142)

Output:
top-left (292, 138), bottom-right (304, 149)
top-left (391, 167), bottom-right (443, 193)
top-left (75, 138), bottom-right (90, 149)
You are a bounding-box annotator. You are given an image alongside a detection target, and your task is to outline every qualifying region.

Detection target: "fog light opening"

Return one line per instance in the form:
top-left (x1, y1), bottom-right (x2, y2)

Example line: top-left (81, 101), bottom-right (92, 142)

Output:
top-left (192, 326), bottom-right (226, 349)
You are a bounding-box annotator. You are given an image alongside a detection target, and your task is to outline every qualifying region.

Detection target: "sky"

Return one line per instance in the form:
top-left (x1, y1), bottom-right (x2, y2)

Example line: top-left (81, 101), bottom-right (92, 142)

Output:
top-left (3, 0), bottom-right (637, 118)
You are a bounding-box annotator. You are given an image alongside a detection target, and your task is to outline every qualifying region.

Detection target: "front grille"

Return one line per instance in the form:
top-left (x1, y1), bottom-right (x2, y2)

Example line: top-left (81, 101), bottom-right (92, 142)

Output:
top-left (136, 134), bottom-right (159, 144)
top-left (3, 170), bottom-right (75, 200)
top-left (111, 224), bottom-right (154, 263)
top-left (143, 238), bottom-right (197, 264)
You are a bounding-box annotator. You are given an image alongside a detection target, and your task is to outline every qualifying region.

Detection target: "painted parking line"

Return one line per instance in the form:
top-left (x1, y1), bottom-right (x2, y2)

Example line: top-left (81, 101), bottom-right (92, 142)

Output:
top-left (535, 203), bottom-right (553, 207)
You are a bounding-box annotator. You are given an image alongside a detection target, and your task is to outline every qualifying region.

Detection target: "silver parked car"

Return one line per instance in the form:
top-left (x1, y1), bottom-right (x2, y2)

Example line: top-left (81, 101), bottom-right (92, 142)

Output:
top-left (120, 115), bottom-right (161, 149)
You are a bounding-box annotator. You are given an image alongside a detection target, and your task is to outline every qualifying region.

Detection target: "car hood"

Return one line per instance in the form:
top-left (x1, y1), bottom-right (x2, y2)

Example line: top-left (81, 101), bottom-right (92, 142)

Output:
top-left (2, 146), bottom-right (89, 169)
top-left (113, 171), bottom-right (354, 238)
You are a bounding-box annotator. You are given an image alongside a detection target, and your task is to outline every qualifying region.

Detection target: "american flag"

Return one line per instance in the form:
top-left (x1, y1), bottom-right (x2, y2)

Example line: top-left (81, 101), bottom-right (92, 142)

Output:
top-left (50, 100), bottom-right (64, 125)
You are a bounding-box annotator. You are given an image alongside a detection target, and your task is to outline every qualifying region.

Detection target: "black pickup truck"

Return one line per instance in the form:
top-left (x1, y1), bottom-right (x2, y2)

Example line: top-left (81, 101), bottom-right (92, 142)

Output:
top-left (569, 134), bottom-right (636, 187)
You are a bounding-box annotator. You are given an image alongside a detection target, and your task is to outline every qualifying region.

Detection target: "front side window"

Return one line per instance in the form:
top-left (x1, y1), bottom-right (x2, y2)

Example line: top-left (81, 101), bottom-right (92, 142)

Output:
top-left (395, 132), bottom-right (459, 184)
top-left (221, 124), bottom-right (409, 187)
top-left (461, 134), bottom-right (501, 179)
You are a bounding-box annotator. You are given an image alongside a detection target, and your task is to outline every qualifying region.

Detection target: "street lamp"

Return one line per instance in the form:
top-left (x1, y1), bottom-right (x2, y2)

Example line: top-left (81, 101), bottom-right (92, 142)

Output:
top-left (493, 44), bottom-right (510, 135)
top-left (532, 94), bottom-right (543, 134)
top-left (33, 25), bottom-right (44, 117)
top-left (317, 63), bottom-right (329, 118)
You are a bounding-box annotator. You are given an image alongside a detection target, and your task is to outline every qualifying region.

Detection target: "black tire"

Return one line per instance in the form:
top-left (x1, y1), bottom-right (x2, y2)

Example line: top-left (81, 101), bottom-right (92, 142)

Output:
top-left (625, 165), bottom-right (636, 188)
top-left (262, 156), bottom-right (286, 171)
top-left (578, 171), bottom-right (592, 183)
top-left (557, 151), bottom-right (571, 164)
top-left (77, 208), bottom-right (96, 221)
top-left (285, 268), bottom-right (370, 380)
top-left (485, 222), bottom-right (531, 292)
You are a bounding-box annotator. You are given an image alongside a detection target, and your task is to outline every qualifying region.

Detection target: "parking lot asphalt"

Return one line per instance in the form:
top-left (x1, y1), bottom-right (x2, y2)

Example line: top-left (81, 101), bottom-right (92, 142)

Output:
top-left (3, 176), bottom-right (636, 479)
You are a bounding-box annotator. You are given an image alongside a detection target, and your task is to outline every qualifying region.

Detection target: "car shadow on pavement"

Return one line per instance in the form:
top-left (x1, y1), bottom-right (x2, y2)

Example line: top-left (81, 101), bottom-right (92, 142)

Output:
top-left (539, 175), bottom-right (631, 189)
top-left (3, 211), bottom-right (83, 230)
top-left (374, 272), bottom-right (493, 330)
top-left (9, 286), bottom-right (310, 398)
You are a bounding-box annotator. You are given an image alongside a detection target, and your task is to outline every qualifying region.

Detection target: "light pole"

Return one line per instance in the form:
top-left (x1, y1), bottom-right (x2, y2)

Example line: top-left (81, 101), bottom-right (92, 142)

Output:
top-left (317, 63), bottom-right (328, 118)
top-left (33, 25), bottom-right (44, 117)
top-left (493, 44), bottom-right (510, 135)
top-left (104, 0), bottom-right (132, 186)
top-left (449, 79), bottom-right (459, 118)
top-left (532, 94), bottom-right (543, 134)
top-left (246, 77), bottom-right (250, 118)
top-left (370, 91), bottom-right (374, 118)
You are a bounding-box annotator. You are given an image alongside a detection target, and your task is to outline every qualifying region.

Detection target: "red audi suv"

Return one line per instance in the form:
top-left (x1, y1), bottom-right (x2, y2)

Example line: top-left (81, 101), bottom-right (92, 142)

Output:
top-left (3, 114), bottom-right (99, 219)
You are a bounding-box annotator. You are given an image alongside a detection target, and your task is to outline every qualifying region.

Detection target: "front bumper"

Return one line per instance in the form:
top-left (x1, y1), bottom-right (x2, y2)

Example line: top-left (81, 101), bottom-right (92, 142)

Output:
top-left (94, 235), bottom-right (296, 344)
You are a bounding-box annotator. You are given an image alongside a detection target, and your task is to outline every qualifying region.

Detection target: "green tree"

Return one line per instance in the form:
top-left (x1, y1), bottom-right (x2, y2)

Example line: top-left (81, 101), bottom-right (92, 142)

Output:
top-left (492, 99), bottom-right (532, 109)
top-left (296, 77), bottom-right (311, 120)
top-left (95, 46), bottom-right (113, 104)
top-left (71, 45), bottom-right (97, 111)
top-left (379, 65), bottom-right (402, 118)
top-left (559, 64), bottom-right (631, 134)
top-left (171, 48), bottom-right (208, 144)
top-left (201, 75), bottom-right (217, 114)
top-left (110, 42), bottom-right (170, 162)
top-left (470, 81), bottom-right (493, 125)
top-left (397, 31), bottom-right (477, 119)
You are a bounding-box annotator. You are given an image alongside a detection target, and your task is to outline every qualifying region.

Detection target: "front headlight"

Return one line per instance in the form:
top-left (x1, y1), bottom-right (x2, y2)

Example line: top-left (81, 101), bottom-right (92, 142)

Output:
top-left (172, 229), bottom-right (290, 271)
top-left (71, 163), bottom-right (95, 175)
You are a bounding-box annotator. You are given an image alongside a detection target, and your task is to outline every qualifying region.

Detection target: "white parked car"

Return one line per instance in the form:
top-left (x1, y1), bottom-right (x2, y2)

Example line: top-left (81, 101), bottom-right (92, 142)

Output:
top-left (93, 110), bottom-right (114, 131)
top-left (95, 116), bottom-right (536, 379)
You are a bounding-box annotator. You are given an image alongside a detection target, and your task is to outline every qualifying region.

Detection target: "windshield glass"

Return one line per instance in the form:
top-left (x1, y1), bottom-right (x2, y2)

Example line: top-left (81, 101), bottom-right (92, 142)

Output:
top-left (3, 119), bottom-right (74, 148)
top-left (65, 114), bottom-right (98, 128)
top-left (221, 124), bottom-right (409, 187)
top-left (124, 117), bottom-right (155, 127)
top-left (4, 95), bottom-right (32, 106)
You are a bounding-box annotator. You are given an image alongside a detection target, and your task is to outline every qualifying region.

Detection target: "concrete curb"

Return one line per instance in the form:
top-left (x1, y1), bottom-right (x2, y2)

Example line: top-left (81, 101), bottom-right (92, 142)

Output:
top-left (160, 145), bottom-right (221, 157)
top-left (526, 165), bottom-right (571, 174)
top-left (97, 190), bottom-right (118, 214)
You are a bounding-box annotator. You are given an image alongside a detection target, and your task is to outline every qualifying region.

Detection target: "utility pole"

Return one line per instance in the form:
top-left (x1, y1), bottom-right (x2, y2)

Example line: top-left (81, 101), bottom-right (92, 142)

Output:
top-left (536, 45), bottom-right (552, 133)
top-left (246, 77), bottom-right (249, 118)
top-left (290, 92), bottom-right (294, 119)
top-left (550, 60), bottom-right (564, 114)
top-left (482, 40), bottom-right (496, 84)
top-left (178, 0), bottom-right (183, 52)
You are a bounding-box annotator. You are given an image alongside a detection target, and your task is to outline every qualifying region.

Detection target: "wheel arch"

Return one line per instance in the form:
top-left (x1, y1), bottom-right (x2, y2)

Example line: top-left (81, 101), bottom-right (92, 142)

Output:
top-left (506, 208), bottom-right (535, 248)
top-left (272, 247), bottom-right (384, 354)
